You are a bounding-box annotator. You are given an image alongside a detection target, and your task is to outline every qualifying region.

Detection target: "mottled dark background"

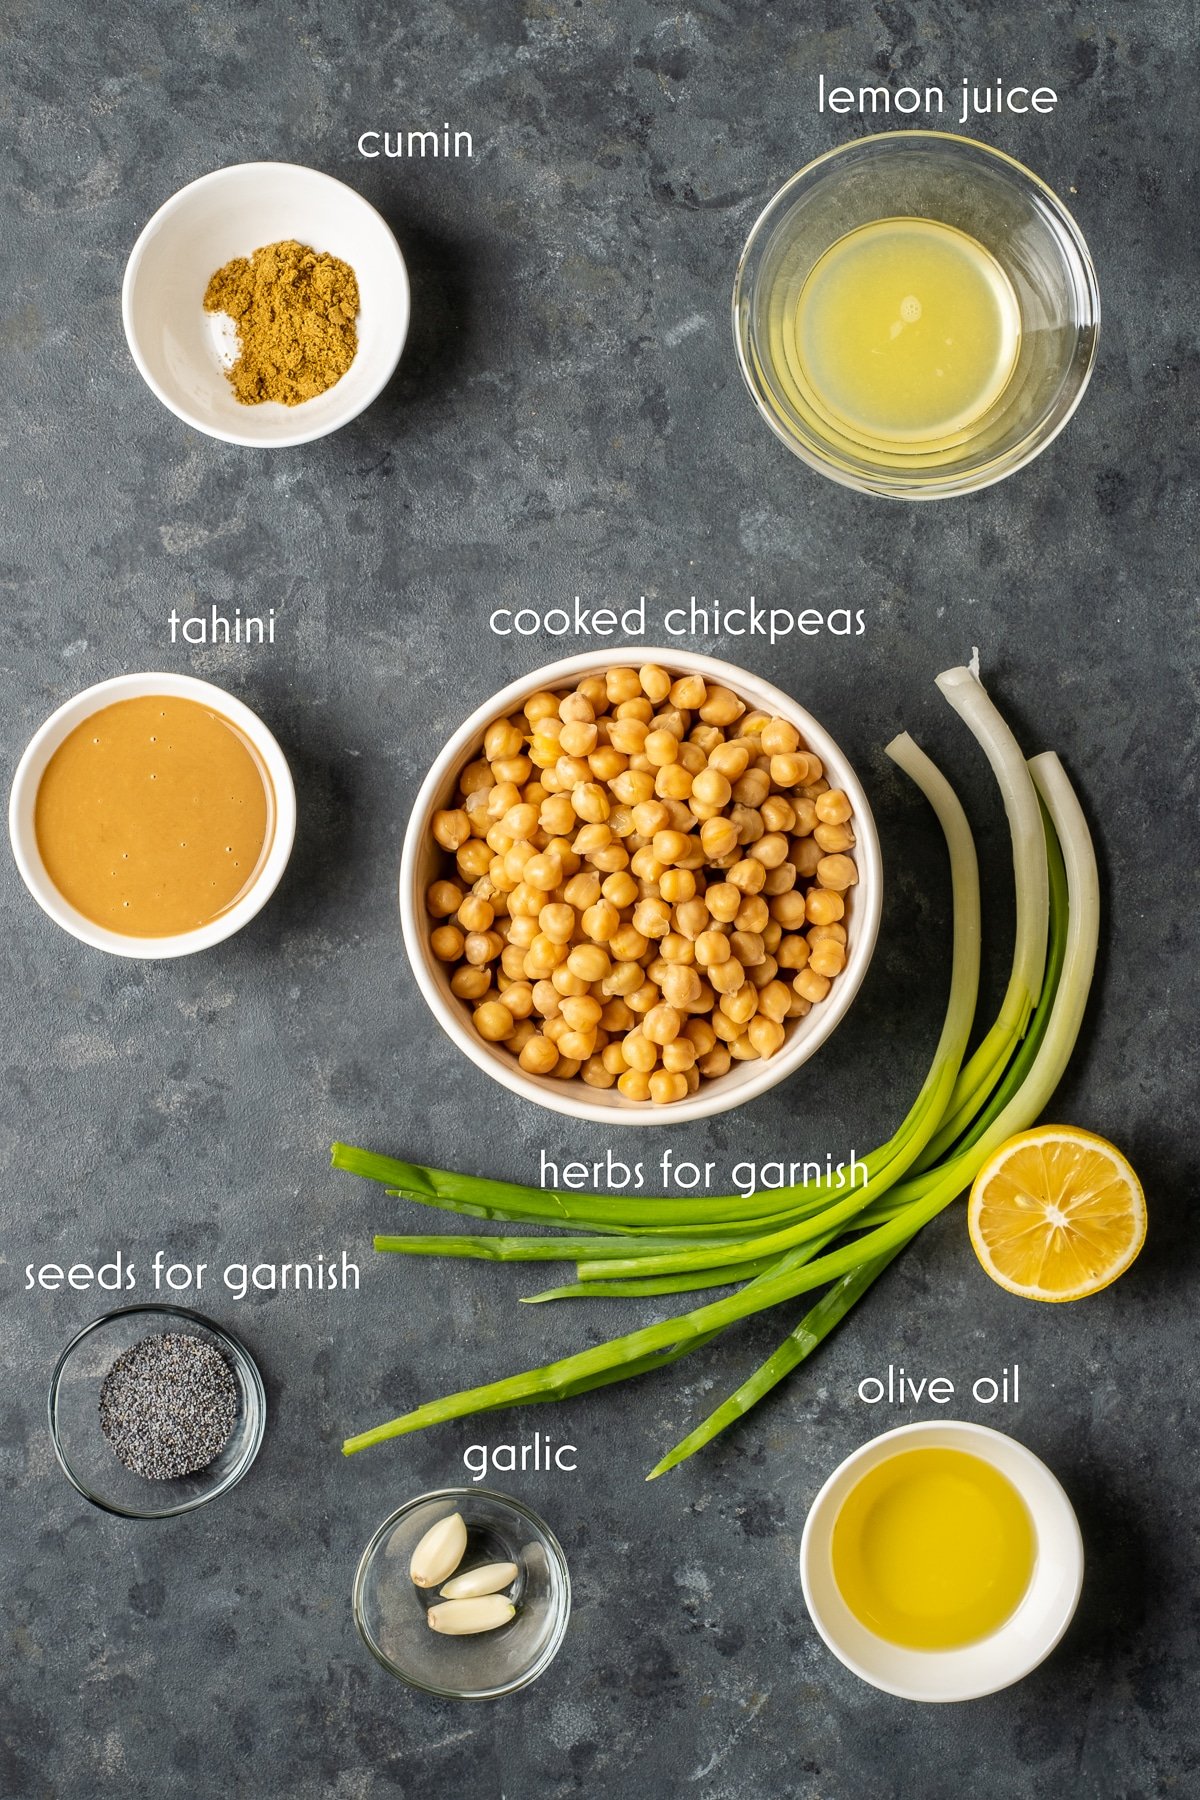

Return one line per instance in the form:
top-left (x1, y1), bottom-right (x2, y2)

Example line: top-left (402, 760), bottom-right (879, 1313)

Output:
top-left (2, 3), bottom-right (1197, 1797)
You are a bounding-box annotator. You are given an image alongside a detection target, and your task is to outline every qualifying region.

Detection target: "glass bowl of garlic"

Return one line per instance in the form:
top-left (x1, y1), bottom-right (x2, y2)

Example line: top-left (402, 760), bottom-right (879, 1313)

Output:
top-left (352, 1488), bottom-right (571, 1698)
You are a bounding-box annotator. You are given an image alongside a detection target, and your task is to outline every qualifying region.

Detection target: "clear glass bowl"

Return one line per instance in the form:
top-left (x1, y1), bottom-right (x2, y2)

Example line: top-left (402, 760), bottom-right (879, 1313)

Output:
top-left (47, 1303), bottom-right (266, 1519)
top-left (733, 131), bottom-right (1100, 499)
top-left (353, 1488), bottom-right (571, 1699)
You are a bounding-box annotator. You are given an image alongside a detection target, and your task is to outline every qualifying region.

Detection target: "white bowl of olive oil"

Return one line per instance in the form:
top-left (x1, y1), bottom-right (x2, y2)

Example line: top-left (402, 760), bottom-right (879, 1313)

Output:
top-left (800, 1420), bottom-right (1084, 1701)
top-left (734, 132), bottom-right (1100, 500)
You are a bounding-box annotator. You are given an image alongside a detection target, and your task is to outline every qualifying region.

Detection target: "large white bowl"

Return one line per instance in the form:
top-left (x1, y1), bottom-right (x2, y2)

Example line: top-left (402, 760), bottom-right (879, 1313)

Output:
top-left (9, 672), bottom-right (297, 958)
top-left (800, 1420), bottom-right (1085, 1702)
top-left (122, 162), bottom-right (409, 447)
top-left (399, 648), bottom-right (883, 1125)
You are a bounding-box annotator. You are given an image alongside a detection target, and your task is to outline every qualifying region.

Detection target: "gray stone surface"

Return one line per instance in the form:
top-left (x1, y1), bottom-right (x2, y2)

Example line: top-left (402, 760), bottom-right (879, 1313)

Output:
top-left (2, 3), bottom-right (1197, 1797)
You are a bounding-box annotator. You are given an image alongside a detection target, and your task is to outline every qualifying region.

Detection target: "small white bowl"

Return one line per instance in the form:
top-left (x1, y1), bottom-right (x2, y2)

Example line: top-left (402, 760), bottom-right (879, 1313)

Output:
top-left (800, 1420), bottom-right (1084, 1702)
top-left (9, 672), bottom-right (297, 959)
top-left (399, 648), bottom-right (883, 1125)
top-left (122, 162), bottom-right (409, 447)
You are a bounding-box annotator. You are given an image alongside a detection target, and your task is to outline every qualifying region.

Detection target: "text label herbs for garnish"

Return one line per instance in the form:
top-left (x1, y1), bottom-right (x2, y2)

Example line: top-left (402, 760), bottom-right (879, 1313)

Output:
top-left (489, 594), bottom-right (866, 648)
top-left (817, 76), bottom-right (1059, 122)
top-left (540, 1148), bottom-right (866, 1201)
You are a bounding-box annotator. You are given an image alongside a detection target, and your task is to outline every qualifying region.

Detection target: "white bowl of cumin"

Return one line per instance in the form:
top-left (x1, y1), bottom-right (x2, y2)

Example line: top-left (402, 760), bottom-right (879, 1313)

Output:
top-left (122, 161), bottom-right (409, 447)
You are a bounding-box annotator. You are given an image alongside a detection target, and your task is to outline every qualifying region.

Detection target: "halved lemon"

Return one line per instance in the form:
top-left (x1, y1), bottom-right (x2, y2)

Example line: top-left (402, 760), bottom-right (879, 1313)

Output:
top-left (968, 1126), bottom-right (1146, 1302)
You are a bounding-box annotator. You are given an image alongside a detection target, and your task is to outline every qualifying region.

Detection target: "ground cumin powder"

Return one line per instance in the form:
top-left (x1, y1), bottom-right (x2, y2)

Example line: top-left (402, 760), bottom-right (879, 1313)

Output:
top-left (204, 239), bottom-right (360, 406)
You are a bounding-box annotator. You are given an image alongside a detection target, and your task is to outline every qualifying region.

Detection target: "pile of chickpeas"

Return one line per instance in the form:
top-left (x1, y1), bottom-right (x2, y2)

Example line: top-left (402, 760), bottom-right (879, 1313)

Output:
top-left (425, 665), bottom-right (857, 1105)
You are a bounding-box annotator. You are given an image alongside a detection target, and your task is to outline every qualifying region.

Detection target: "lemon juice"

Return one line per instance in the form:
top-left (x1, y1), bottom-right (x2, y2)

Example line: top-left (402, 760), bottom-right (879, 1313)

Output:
top-left (778, 217), bottom-right (1021, 456)
top-left (831, 1446), bottom-right (1036, 1650)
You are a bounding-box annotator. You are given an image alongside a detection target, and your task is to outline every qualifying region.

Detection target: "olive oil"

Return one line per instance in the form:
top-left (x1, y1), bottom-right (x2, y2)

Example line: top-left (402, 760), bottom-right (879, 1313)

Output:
top-left (782, 217), bottom-right (1021, 455)
top-left (831, 1447), bottom-right (1036, 1650)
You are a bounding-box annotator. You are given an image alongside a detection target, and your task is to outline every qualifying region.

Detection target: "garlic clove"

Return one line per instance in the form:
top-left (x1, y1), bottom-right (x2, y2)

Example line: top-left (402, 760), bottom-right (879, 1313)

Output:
top-left (439, 1561), bottom-right (519, 1601)
top-left (426, 1595), bottom-right (517, 1636)
top-left (409, 1511), bottom-right (468, 1588)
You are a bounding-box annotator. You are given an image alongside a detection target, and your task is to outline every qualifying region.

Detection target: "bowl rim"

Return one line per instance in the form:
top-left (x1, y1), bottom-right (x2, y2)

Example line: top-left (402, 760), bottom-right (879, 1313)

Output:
top-left (46, 1301), bottom-right (268, 1519)
top-left (799, 1418), bottom-right (1085, 1701)
top-left (398, 646), bottom-right (883, 1125)
top-left (352, 1485), bottom-right (573, 1699)
top-left (8, 670), bottom-right (298, 959)
top-left (732, 128), bottom-right (1101, 501)
top-left (121, 159), bottom-right (410, 448)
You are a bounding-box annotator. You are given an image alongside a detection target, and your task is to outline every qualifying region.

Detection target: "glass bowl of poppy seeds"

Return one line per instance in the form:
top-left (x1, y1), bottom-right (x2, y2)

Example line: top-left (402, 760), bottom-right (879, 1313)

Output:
top-left (48, 1303), bottom-right (265, 1518)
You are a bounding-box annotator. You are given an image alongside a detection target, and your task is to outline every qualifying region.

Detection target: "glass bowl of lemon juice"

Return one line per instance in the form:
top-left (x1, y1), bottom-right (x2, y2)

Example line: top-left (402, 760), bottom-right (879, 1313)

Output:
top-left (733, 132), bottom-right (1099, 499)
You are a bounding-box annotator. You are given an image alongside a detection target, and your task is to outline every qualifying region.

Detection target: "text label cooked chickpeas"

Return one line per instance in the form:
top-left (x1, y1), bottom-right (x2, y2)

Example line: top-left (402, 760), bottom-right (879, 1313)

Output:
top-left (426, 668), bottom-right (857, 1104)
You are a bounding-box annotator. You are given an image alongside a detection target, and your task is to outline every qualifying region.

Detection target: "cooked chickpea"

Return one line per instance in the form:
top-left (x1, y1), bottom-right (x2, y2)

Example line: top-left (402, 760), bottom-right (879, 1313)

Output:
top-left (622, 1030), bottom-right (658, 1074)
top-left (655, 762), bottom-right (693, 801)
top-left (769, 753), bottom-right (807, 788)
top-left (661, 1037), bottom-right (696, 1074)
top-left (427, 879), bottom-right (463, 918)
top-left (500, 943), bottom-right (528, 980)
top-left (728, 858), bottom-right (767, 895)
top-left (567, 943), bottom-right (611, 985)
top-left (571, 782), bottom-right (610, 824)
top-left (806, 888), bottom-right (845, 925)
top-left (749, 831), bottom-right (790, 869)
top-left (748, 1016), bottom-right (786, 1058)
top-left (618, 1069), bottom-right (652, 1101)
top-left (451, 964), bottom-right (491, 1000)
top-left (610, 924), bottom-right (650, 962)
top-left (523, 852), bottom-right (563, 892)
top-left (660, 965), bottom-right (702, 1009)
top-left (815, 787), bottom-right (851, 824)
top-left (632, 898), bottom-right (672, 939)
top-left (698, 1044), bottom-right (731, 1078)
top-left (637, 663), bottom-right (670, 702)
top-left (585, 843), bottom-right (626, 874)
top-left (649, 1069), bottom-right (688, 1105)
top-left (719, 983), bottom-right (757, 1026)
top-left (705, 954), bottom-right (744, 996)
top-left (535, 902), bottom-right (573, 945)
top-left (464, 930), bottom-right (503, 966)
top-left (732, 767), bottom-right (771, 808)
top-left (644, 728), bottom-right (679, 767)
top-left (704, 881), bottom-right (740, 923)
top-left (730, 930), bottom-right (765, 967)
top-left (473, 1001), bottom-right (515, 1042)
top-left (816, 853), bottom-right (858, 891)
top-left (432, 808), bottom-right (471, 851)
top-left (601, 997), bottom-right (636, 1033)
top-left (659, 868), bottom-right (696, 904)
top-left (550, 964), bottom-right (589, 997)
top-left (777, 934), bottom-right (811, 971)
top-left (499, 980), bottom-right (535, 1020)
top-left (643, 1003), bottom-right (682, 1046)
top-left (529, 978), bottom-right (559, 1015)
top-left (457, 894), bottom-right (495, 933)
top-left (793, 967), bottom-right (832, 1003)
top-left (431, 924), bottom-right (465, 961)
top-left (671, 896), bottom-right (708, 940)
top-left (808, 939), bottom-right (847, 978)
top-left (519, 1035), bottom-right (559, 1075)
top-left (610, 769), bottom-right (656, 807)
